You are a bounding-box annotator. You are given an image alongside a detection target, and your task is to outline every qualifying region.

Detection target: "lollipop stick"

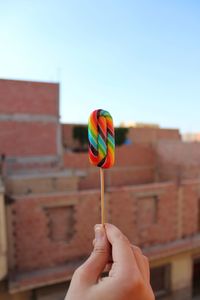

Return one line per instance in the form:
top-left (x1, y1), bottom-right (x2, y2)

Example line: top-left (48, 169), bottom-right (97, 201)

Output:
top-left (100, 168), bottom-right (105, 225)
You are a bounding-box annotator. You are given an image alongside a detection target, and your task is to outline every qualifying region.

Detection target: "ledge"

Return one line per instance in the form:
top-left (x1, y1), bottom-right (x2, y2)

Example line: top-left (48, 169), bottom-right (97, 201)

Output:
top-left (9, 235), bottom-right (200, 293)
top-left (143, 234), bottom-right (200, 261)
top-left (9, 257), bottom-right (86, 293)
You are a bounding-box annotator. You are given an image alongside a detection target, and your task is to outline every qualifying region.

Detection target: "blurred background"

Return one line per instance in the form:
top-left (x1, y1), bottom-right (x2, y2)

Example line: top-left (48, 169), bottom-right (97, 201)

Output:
top-left (0, 1), bottom-right (200, 299)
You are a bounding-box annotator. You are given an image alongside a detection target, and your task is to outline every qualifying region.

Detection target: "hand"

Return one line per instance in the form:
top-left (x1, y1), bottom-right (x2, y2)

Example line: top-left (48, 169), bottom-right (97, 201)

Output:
top-left (65, 223), bottom-right (155, 300)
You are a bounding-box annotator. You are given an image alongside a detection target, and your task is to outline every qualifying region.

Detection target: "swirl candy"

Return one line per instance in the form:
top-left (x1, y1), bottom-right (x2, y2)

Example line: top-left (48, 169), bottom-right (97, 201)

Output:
top-left (88, 109), bottom-right (115, 224)
top-left (88, 109), bottom-right (115, 169)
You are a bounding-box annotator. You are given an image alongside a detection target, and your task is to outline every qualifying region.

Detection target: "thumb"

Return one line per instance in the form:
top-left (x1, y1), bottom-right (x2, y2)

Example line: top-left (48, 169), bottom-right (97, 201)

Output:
top-left (77, 224), bottom-right (110, 285)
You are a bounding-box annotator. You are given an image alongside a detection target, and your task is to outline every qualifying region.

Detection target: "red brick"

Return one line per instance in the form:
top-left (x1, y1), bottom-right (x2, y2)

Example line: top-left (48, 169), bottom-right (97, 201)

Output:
top-left (0, 79), bottom-right (58, 115)
top-left (0, 121), bottom-right (57, 156)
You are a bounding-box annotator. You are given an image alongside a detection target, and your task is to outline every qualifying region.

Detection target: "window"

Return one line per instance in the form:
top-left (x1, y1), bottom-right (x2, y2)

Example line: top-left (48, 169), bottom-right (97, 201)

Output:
top-left (138, 195), bottom-right (158, 228)
top-left (193, 258), bottom-right (200, 297)
top-left (44, 205), bottom-right (75, 243)
top-left (150, 265), bottom-right (170, 298)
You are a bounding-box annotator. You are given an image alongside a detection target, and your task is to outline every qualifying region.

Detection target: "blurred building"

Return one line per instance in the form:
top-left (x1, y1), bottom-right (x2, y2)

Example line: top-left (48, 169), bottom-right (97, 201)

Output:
top-left (0, 79), bottom-right (200, 300)
top-left (182, 132), bottom-right (200, 142)
top-left (62, 122), bottom-right (181, 150)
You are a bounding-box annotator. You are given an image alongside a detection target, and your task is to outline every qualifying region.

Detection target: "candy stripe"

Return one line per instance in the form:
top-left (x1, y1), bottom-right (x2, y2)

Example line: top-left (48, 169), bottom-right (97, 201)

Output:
top-left (88, 109), bottom-right (115, 169)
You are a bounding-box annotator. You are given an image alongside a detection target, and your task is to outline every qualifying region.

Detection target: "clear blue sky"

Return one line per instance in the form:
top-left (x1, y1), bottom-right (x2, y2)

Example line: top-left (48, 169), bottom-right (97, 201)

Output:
top-left (1, 1), bottom-right (200, 133)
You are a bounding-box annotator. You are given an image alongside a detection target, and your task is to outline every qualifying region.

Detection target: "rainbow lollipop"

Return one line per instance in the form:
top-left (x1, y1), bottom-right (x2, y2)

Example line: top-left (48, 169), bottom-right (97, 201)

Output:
top-left (88, 109), bottom-right (115, 224)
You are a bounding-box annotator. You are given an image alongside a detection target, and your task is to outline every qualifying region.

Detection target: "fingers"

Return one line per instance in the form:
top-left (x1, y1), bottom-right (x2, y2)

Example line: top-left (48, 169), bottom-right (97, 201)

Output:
top-left (105, 223), bottom-right (150, 284)
top-left (93, 238), bottom-right (113, 267)
top-left (67, 224), bottom-right (154, 300)
top-left (131, 246), bottom-right (150, 283)
top-left (75, 223), bottom-right (150, 288)
top-left (105, 223), bottom-right (140, 277)
top-left (74, 224), bottom-right (110, 286)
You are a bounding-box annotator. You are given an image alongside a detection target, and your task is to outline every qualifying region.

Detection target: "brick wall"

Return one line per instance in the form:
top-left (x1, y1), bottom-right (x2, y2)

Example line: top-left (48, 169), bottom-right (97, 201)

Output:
top-left (128, 127), bottom-right (181, 144)
top-left (156, 141), bottom-right (200, 181)
top-left (9, 192), bottom-right (100, 273)
top-left (109, 182), bottom-right (178, 246)
top-left (0, 79), bottom-right (58, 115)
top-left (64, 151), bottom-right (90, 169)
top-left (2, 79), bottom-right (200, 296)
top-left (181, 181), bottom-right (200, 237)
top-left (0, 79), bottom-right (61, 171)
top-left (62, 124), bottom-right (181, 151)
top-left (64, 144), bottom-right (156, 189)
top-left (62, 124), bottom-right (74, 149)
top-left (0, 122), bottom-right (57, 156)
top-left (7, 180), bottom-right (200, 292)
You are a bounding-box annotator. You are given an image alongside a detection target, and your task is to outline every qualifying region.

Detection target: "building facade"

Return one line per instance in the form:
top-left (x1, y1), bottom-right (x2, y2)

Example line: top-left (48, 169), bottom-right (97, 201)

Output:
top-left (0, 79), bottom-right (199, 300)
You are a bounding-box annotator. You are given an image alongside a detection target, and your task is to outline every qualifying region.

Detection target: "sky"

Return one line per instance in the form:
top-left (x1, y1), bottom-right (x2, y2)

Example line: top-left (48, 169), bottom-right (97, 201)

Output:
top-left (0, 0), bottom-right (200, 133)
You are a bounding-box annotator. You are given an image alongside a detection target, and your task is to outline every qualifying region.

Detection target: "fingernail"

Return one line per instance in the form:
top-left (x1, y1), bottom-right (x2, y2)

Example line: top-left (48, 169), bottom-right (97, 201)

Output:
top-left (94, 225), bottom-right (104, 240)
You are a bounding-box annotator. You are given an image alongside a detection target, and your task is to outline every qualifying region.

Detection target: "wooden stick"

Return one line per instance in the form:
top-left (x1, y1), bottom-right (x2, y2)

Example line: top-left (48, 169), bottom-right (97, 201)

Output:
top-left (100, 168), bottom-right (105, 225)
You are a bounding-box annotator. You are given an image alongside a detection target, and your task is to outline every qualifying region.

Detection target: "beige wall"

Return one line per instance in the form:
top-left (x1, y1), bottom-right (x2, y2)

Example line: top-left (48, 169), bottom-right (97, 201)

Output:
top-left (171, 254), bottom-right (192, 291)
top-left (150, 249), bottom-right (198, 298)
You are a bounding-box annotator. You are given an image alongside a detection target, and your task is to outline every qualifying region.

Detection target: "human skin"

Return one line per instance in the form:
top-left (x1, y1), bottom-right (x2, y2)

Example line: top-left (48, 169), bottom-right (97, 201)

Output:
top-left (65, 223), bottom-right (155, 300)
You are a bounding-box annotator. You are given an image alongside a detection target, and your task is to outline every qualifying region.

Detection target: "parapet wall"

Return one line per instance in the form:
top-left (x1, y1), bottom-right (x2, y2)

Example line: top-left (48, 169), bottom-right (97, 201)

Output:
top-left (64, 144), bottom-right (156, 189)
top-left (156, 141), bottom-right (200, 181)
top-left (61, 124), bottom-right (181, 151)
top-left (0, 79), bottom-right (59, 116)
top-left (128, 127), bottom-right (181, 144)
